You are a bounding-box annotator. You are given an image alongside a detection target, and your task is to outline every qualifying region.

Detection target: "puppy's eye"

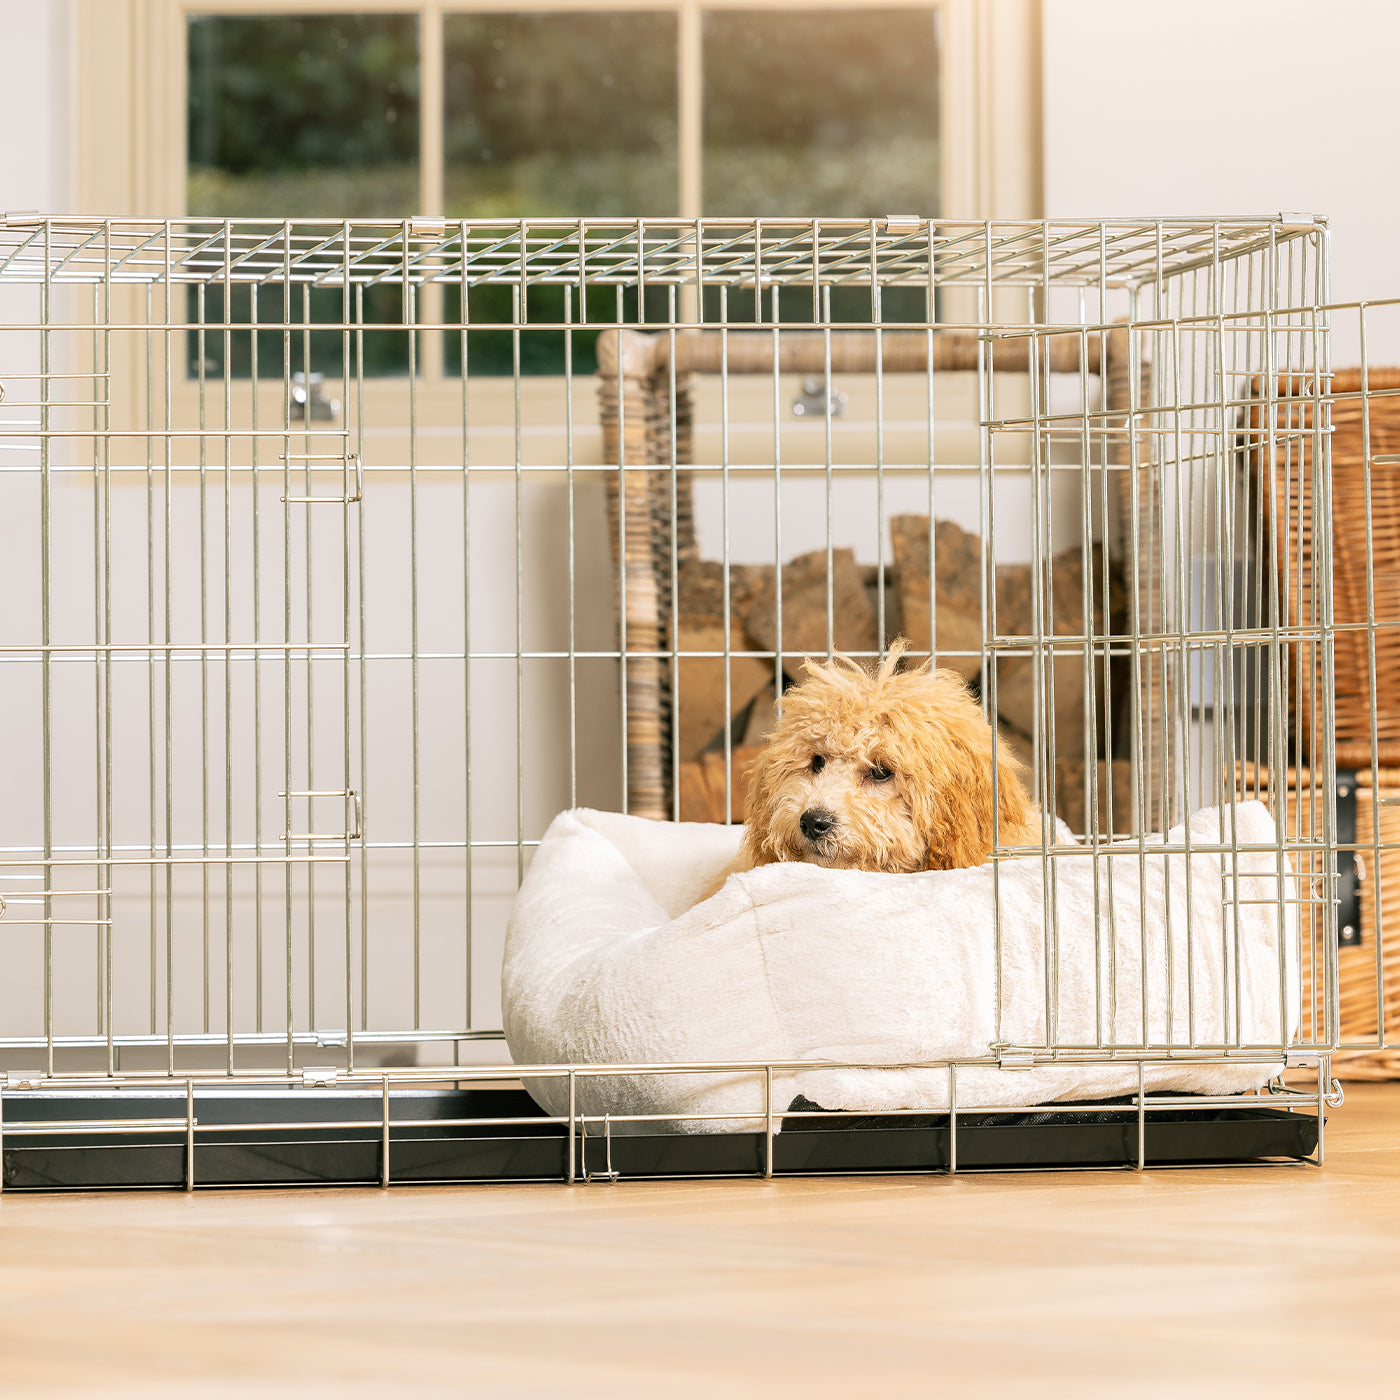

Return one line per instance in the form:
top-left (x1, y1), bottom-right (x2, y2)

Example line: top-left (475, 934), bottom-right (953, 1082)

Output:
top-left (810, 754), bottom-right (825, 774)
top-left (869, 764), bottom-right (893, 783)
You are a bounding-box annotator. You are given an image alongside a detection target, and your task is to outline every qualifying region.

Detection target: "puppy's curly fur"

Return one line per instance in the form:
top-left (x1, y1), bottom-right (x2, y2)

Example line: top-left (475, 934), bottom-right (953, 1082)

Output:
top-left (739, 638), bottom-right (1037, 873)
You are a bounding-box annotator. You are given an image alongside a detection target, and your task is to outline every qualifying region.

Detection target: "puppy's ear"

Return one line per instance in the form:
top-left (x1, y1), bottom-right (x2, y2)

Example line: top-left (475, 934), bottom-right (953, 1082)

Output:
top-left (904, 678), bottom-right (1036, 870)
top-left (912, 759), bottom-right (1001, 871)
top-left (737, 739), bottom-right (784, 868)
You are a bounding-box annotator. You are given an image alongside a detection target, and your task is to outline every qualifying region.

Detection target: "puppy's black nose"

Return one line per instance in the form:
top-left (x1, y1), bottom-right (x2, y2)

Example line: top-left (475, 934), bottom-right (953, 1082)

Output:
top-left (800, 808), bottom-right (835, 841)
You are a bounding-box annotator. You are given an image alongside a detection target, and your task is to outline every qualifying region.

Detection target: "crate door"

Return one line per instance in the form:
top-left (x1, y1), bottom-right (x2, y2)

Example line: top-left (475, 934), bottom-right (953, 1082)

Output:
top-left (0, 303), bottom-right (362, 1076)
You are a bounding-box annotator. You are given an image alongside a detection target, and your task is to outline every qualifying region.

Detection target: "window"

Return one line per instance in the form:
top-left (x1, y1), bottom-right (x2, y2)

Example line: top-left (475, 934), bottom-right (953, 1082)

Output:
top-left (173, 3), bottom-right (957, 377)
top-left (74, 0), bottom-right (1039, 386)
top-left (183, 4), bottom-right (943, 226)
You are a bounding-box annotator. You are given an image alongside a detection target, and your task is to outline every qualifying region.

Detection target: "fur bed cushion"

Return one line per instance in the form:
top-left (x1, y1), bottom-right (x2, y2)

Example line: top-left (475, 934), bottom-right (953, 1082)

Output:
top-left (502, 802), bottom-right (1300, 1133)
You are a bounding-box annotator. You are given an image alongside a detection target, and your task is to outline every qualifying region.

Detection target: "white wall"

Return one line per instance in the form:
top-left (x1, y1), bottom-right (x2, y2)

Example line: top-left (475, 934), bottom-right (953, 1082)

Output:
top-left (0, 0), bottom-right (68, 214)
top-left (1042, 0), bottom-right (1400, 358)
top-left (0, 0), bottom-right (68, 446)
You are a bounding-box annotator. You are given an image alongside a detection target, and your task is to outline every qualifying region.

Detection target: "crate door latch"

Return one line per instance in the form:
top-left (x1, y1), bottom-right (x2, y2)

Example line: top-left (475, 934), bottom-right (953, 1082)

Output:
top-left (1337, 770), bottom-right (1362, 947)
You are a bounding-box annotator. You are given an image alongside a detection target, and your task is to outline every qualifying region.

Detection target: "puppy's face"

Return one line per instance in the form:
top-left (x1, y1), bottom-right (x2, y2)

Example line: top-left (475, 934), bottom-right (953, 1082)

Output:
top-left (739, 645), bottom-right (1034, 873)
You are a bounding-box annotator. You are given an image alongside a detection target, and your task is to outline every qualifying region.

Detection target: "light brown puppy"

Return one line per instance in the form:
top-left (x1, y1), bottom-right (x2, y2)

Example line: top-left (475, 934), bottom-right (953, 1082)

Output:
top-left (739, 638), bottom-right (1038, 873)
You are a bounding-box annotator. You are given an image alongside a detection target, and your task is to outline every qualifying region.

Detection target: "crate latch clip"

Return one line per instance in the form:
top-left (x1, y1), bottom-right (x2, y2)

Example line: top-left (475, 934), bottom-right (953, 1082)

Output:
top-left (993, 1044), bottom-right (1037, 1071)
top-left (1336, 770), bottom-right (1361, 947)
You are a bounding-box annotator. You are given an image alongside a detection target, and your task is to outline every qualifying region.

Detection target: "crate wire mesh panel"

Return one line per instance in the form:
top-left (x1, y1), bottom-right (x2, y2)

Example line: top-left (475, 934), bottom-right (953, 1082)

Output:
top-left (0, 214), bottom-right (1368, 1187)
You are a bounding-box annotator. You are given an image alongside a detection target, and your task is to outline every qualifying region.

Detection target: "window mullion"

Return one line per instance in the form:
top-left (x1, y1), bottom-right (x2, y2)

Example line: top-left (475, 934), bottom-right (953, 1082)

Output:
top-left (419, 1), bottom-right (445, 381)
top-left (678, 0), bottom-right (702, 220)
top-left (678, 0), bottom-right (701, 324)
top-left (419, 1), bottom-right (444, 218)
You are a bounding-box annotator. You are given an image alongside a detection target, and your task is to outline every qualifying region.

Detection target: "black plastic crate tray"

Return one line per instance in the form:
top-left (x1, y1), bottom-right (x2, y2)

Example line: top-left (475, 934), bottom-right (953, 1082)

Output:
top-left (0, 1086), bottom-right (1319, 1191)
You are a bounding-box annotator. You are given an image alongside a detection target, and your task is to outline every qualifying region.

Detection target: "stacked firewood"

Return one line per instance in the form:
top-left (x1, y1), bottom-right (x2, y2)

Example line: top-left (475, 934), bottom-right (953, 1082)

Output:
top-left (675, 515), bottom-right (1131, 836)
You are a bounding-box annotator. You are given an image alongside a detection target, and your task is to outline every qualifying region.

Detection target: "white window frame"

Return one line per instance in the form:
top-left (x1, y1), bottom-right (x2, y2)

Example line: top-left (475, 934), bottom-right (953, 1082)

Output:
top-left (74, 0), bottom-right (1041, 235)
top-left (70, 0), bottom-right (1039, 430)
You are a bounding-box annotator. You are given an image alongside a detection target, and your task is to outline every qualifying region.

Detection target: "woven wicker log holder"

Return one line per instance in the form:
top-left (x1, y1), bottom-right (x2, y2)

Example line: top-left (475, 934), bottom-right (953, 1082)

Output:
top-left (1238, 763), bottom-right (1400, 1079)
top-left (1249, 368), bottom-right (1400, 770)
top-left (596, 326), bottom-right (1170, 823)
top-left (1241, 369), bottom-right (1400, 1077)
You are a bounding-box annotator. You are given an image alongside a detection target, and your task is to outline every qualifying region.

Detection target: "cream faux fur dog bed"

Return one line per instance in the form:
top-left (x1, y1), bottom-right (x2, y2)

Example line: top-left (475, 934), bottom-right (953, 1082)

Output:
top-left (502, 802), bottom-right (1300, 1133)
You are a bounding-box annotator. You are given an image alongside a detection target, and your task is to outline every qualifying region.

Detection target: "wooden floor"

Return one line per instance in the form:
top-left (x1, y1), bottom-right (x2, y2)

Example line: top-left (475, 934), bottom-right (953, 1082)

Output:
top-left (2, 1087), bottom-right (1399, 1398)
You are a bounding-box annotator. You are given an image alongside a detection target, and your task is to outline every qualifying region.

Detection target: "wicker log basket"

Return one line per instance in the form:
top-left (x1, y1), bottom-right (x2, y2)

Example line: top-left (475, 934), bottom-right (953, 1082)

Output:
top-left (1335, 769), bottom-right (1400, 1077)
top-left (1252, 368), bottom-right (1400, 769)
top-left (1239, 764), bottom-right (1400, 1079)
top-left (1246, 369), bottom-right (1400, 1075)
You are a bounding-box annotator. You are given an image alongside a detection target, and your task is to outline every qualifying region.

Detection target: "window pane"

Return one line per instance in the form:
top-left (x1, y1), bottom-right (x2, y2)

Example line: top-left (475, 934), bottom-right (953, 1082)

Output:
top-left (444, 281), bottom-right (675, 378)
top-left (444, 13), bottom-right (678, 217)
top-left (699, 283), bottom-right (930, 328)
top-left (187, 14), bottom-right (419, 217)
top-left (702, 9), bottom-right (939, 218)
top-left (188, 279), bottom-right (411, 382)
top-left (186, 17), bottom-right (417, 376)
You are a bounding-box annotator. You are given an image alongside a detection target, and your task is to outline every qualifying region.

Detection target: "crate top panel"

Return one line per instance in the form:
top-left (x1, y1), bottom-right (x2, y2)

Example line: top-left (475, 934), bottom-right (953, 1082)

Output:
top-left (0, 215), bottom-right (1324, 292)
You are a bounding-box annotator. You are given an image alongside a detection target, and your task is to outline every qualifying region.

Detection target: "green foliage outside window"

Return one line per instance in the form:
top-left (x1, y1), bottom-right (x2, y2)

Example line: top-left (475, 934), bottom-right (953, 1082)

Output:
top-left (184, 9), bottom-right (938, 378)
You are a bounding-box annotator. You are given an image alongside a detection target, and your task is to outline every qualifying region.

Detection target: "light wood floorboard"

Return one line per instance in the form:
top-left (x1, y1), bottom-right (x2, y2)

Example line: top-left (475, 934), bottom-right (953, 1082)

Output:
top-left (1, 1084), bottom-right (1398, 1397)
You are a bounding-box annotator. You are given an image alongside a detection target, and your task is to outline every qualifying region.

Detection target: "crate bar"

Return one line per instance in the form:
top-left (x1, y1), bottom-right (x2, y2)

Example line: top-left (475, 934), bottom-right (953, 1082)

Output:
top-left (223, 223), bottom-right (236, 1075)
top-left (459, 222), bottom-right (473, 1035)
top-left (164, 223), bottom-right (176, 1078)
top-left (39, 218), bottom-right (54, 1076)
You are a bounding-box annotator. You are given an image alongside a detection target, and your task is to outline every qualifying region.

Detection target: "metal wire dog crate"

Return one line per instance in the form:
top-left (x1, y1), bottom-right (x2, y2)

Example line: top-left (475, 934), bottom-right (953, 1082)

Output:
top-left (0, 212), bottom-right (1376, 1188)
